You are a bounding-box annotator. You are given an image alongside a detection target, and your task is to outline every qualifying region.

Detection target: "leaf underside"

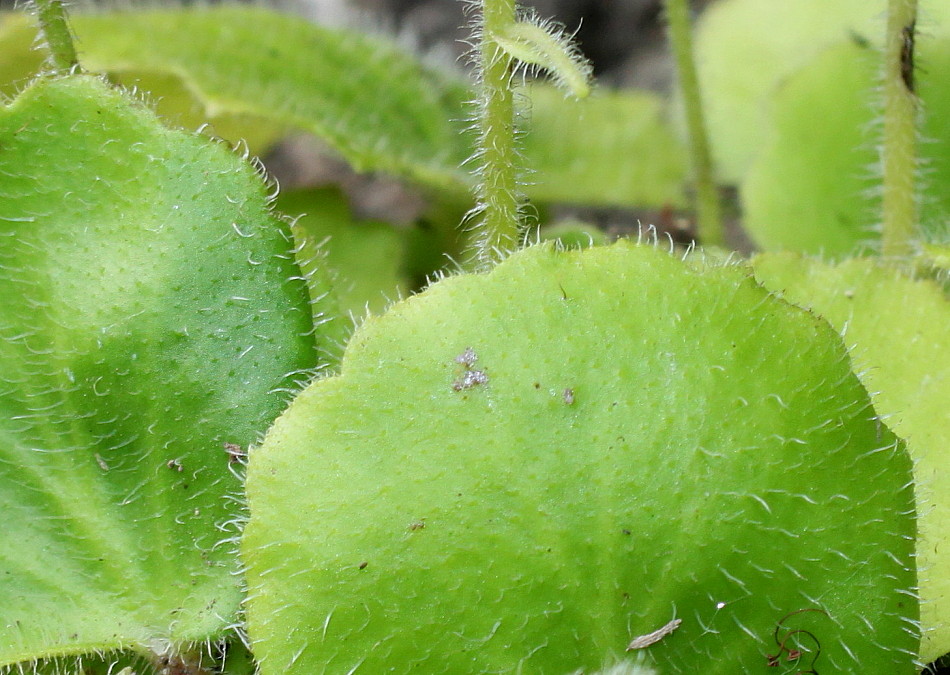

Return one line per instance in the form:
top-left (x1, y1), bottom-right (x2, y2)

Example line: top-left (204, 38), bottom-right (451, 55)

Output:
top-left (243, 243), bottom-right (917, 674)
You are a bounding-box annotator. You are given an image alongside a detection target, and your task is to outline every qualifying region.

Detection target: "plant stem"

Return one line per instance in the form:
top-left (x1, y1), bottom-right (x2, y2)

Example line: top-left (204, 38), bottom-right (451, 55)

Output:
top-left (881, 0), bottom-right (918, 257)
top-left (472, 0), bottom-right (521, 269)
top-left (664, 0), bottom-right (723, 247)
top-left (32, 0), bottom-right (79, 74)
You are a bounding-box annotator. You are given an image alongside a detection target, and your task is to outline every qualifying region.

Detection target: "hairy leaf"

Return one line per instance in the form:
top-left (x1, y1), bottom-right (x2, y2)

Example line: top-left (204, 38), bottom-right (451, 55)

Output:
top-left (243, 243), bottom-right (916, 674)
top-left (0, 76), bottom-right (317, 666)
top-left (0, 8), bottom-right (687, 209)
top-left (753, 253), bottom-right (950, 663)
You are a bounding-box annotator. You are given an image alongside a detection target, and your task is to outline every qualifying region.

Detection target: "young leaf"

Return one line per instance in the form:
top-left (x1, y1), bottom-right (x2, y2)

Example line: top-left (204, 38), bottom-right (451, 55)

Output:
top-left (243, 242), bottom-right (917, 674)
top-left (492, 17), bottom-right (593, 99)
top-left (0, 75), bottom-right (318, 667)
top-left (752, 253), bottom-right (950, 663)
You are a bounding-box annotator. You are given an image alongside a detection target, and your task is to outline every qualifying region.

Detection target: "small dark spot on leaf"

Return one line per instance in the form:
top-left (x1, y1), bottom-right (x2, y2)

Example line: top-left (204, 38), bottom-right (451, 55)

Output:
top-left (622, 529), bottom-right (631, 535)
top-left (849, 30), bottom-right (871, 49)
top-left (358, 561), bottom-right (368, 570)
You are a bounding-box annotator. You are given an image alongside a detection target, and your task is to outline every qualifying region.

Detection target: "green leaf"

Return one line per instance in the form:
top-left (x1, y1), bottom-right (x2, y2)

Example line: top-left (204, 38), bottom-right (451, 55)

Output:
top-left (741, 37), bottom-right (950, 256)
top-left (691, 0), bottom-right (883, 183)
top-left (71, 7), bottom-right (470, 189)
top-left (0, 12), bottom-right (43, 100)
top-left (243, 242), bottom-right (916, 674)
top-left (0, 8), bottom-right (688, 210)
top-left (276, 188), bottom-right (409, 365)
top-left (523, 86), bottom-right (687, 208)
top-left (492, 18), bottom-right (593, 99)
top-left (692, 0), bottom-right (950, 184)
top-left (0, 75), bottom-right (317, 666)
top-left (752, 253), bottom-right (950, 663)
top-left (740, 41), bottom-right (879, 256)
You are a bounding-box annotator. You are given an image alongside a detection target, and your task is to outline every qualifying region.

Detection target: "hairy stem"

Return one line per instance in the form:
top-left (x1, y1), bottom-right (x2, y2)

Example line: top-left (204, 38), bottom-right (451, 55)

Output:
top-left (664, 0), bottom-right (723, 247)
top-left (881, 0), bottom-right (918, 257)
top-left (471, 0), bottom-right (521, 269)
top-left (32, 0), bottom-right (79, 74)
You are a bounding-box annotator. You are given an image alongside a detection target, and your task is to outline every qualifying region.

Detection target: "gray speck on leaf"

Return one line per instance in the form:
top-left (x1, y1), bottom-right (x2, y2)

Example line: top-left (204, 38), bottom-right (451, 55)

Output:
top-left (626, 618), bottom-right (682, 651)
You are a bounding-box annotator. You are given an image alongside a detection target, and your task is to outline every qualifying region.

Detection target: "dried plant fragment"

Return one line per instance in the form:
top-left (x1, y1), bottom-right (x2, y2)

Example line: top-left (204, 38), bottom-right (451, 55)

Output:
top-left (626, 618), bottom-right (682, 651)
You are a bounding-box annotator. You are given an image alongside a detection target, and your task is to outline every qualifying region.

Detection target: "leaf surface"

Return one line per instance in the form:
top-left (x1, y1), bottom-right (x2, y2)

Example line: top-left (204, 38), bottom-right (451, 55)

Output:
top-left (243, 242), bottom-right (917, 674)
top-left (0, 75), bottom-right (317, 666)
top-left (693, 0), bottom-right (950, 183)
top-left (522, 86), bottom-right (686, 208)
top-left (279, 188), bottom-right (408, 319)
top-left (691, 0), bottom-right (882, 183)
top-left (753, 253), bottom-right (950, 662)
top-left (741, 37), bottom-right (950, 256)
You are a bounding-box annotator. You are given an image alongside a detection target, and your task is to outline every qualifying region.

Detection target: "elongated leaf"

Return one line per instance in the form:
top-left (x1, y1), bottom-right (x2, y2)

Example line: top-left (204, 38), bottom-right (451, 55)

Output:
top-left (243, 242), bottom-right (917, 674)
top-left (753, 253), bottom-right (950, 663)
top-left (0, 8), bottom-right (688, 209)
top-left (0, 75), bottom-right (317, 666)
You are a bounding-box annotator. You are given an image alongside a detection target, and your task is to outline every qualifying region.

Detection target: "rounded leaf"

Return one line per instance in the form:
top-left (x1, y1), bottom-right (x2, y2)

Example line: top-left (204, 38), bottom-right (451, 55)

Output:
top-left (243, 243), bottom-right (917, 673)
top-left (753, 253), bottom-right (950, 662)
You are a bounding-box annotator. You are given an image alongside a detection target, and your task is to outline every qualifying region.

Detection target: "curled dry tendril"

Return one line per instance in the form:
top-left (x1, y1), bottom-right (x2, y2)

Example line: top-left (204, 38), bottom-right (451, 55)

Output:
top-left (765, 608), bottom-right (828, 674)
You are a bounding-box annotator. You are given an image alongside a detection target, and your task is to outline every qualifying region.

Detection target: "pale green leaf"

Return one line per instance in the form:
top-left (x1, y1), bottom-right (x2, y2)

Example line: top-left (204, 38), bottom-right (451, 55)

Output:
top-left (243, 242), bottom-right (916, 674)
top-left (691, 0), bottom-right (882, 183)
top-left (753, 253), bottom-right (950, 663)
top-left (740, 41), bottom-right (879, 256)
top-left (0, 76), bottom-right (317, 666)
top-left (742, 37), bottom-right (950, 256)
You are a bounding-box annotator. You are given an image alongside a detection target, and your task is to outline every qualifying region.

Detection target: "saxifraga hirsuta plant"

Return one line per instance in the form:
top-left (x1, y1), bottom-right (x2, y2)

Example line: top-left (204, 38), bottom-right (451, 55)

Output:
top-left (465, 0), bottom-right (590, 268)
top-left (882, 0), bottom-right (919, 258)
top-left (1, 0), bottom-right (945, 672)
top-left (29, 0), bottom-right (77, 74)
top-left (662, 0), bottom-right (724, 248)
